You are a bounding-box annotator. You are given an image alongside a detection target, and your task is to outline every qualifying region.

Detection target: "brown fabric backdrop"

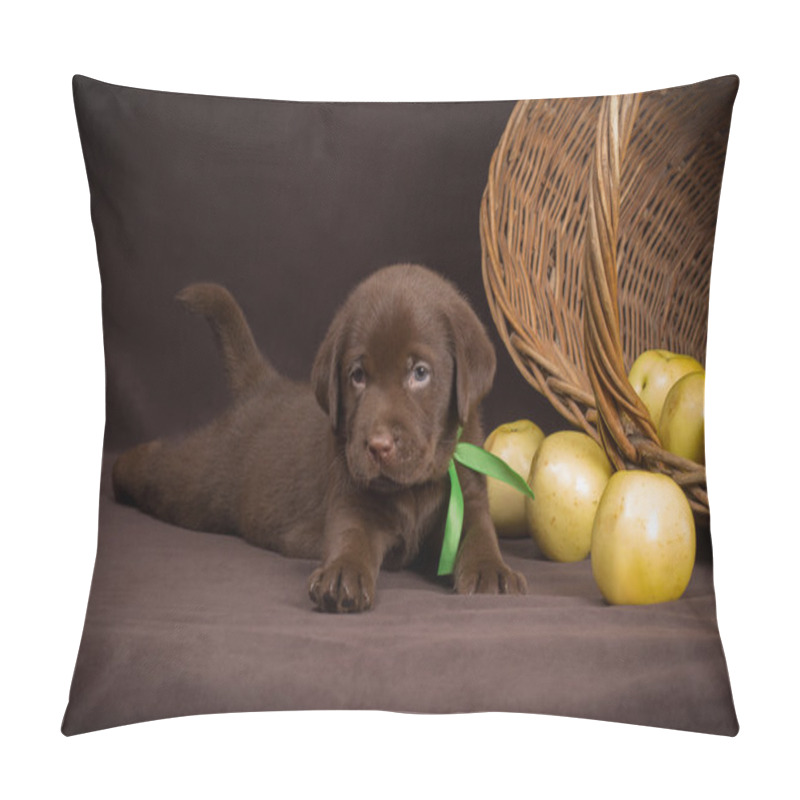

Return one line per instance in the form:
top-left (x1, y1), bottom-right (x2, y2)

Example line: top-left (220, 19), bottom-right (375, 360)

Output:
top-left (74, 76), bottom-right (559, 452)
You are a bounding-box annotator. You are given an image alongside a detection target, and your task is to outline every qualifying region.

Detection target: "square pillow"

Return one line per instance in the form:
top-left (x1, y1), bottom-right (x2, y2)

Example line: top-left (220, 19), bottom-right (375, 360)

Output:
top-left (63, 74), bottom-right (738, 736)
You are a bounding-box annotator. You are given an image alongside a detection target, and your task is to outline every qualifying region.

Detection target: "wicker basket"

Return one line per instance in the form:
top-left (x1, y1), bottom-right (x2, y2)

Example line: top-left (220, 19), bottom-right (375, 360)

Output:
top-left (480, 78), bottom-right (737, 515)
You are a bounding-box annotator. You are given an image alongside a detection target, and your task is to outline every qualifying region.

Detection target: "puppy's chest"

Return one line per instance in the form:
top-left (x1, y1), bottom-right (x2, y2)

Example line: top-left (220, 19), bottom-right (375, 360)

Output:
top-left (381, 480), bottom-right (449, 570)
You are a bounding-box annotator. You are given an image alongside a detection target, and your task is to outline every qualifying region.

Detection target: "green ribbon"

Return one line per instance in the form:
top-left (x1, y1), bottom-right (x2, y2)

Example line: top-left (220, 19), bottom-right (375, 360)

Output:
top-left (438, 430), bottom-right (535, 576)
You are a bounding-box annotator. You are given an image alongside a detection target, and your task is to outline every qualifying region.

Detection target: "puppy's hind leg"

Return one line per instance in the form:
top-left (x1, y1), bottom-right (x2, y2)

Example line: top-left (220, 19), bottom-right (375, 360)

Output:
top-left (112, 283), bottom-right (275, 533)
top-left (111, 432), bottom-right (233, 534)
top-left (112, 439), bottom-right (166, 513)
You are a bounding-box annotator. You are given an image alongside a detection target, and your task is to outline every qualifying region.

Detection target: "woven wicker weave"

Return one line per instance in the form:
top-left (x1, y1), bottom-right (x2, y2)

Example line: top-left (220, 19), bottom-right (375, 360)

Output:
top-left (480, 77), bottom-right (737, 514)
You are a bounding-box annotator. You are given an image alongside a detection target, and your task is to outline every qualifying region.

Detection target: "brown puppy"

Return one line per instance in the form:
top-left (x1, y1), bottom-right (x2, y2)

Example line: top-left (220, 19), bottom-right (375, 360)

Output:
top-left (113, 264), bottom-right (527, 611)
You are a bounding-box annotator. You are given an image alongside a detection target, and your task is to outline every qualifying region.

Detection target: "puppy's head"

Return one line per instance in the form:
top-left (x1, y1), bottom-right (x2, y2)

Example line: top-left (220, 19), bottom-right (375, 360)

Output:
top-left (311, 264), bottom-right (496, 491)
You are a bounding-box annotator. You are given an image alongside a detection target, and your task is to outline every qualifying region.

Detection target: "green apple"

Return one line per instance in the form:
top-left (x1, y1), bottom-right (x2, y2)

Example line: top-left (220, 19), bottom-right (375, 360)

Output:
top-left (525, 430), bottom-right (612, 562)
top-left (628, 349), bottom-right (704, 427)
top-left (591, 470), bottom-right (696, 605)
top-left (659, 371), bottom-right (705, 464)
top-left (484, 419), bottom-right (545, 537)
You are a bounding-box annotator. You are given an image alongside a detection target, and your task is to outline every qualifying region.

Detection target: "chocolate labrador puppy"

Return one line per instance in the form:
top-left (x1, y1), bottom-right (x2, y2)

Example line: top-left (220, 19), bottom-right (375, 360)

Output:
top-left (113, 264), bottom-right (527, 611)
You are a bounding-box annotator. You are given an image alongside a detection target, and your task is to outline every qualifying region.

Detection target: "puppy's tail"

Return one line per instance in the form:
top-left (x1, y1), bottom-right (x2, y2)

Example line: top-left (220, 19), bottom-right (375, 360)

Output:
top-left (176, 282), bottom-right (277, 398)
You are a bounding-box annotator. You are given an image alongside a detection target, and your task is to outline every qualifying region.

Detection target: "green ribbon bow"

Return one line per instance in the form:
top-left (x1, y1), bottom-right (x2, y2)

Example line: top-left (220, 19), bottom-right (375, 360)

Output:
top-left (438, 430), bottom-right (535, 576)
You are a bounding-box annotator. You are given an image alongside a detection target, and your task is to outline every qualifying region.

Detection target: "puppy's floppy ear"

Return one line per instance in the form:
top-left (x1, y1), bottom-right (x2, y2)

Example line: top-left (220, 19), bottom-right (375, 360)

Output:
top-left (446, 295), bottom-right (497, 426)
top-left (311, 311), bottom-right (345, 433)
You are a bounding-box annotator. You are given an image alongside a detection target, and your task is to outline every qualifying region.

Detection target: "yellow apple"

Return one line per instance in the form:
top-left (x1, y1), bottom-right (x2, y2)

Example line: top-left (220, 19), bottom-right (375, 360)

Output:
top-left (659, 371), bottom-right (705, 464)
top-left (525, 431), bottom-right (613, 562)
top-left (628, 349), bottom-right (704, 427)
top-left (484, 419), bottom-right (546, 537)
top-left (591, 470), bottom-right (696, 605)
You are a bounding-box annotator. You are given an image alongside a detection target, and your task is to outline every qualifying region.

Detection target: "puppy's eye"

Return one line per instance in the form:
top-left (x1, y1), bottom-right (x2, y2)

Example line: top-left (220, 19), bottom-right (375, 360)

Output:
top-left (408, 363), bottom-right (431, 389)
top-left (350, 366), bottom-right (366, 388)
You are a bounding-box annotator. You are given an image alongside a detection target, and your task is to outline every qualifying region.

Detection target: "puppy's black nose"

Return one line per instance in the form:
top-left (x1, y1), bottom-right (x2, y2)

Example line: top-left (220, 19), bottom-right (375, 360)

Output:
top-left (367, 431), bottom-right (396, 463)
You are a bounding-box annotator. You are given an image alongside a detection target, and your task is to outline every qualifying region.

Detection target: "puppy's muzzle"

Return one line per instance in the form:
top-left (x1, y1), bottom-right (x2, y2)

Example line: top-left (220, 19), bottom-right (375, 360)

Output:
top-left (366, 429), bottom-right (397, 466)
top-left (356, 426), bottom-right (421, 489)
top-left (348, 421), bottom-right (432, 490)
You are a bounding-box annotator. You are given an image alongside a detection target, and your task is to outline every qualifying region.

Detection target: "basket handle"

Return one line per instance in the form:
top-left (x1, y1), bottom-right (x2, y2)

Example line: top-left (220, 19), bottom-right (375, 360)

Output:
top-left (583, 93), bottom-right (660, 469)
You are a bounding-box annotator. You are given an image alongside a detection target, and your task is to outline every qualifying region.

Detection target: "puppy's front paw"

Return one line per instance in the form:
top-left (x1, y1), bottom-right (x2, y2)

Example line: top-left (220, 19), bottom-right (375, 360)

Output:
top-left (454, 559), bottom-right (528, 596)
top-left (308, 558), bottom-right (376, 613)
